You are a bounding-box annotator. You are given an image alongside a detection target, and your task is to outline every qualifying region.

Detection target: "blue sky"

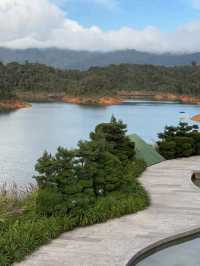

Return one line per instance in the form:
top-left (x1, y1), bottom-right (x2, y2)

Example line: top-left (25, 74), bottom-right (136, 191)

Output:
top-left (1, 0), bottom-right (200, 52)
top-left (54, 0), bottom-right (200, 31)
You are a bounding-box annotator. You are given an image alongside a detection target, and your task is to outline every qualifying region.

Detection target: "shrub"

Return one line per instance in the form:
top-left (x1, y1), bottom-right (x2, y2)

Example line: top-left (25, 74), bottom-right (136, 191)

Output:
top-left (34, 147), bottom-right (95, 215)
top-left (173, 136), bottom-right (194, 157)
top-left (157, 122), bottom-right (200, 159)
top-left (34, 117), bottom-right (142, 215)
top-left (0, 216), bottom-right (65, 265)
top-left (36, 188), bottom-right (64, 216)
top-left (190, 131), bottom-right (200, 155)
top-left (90, 116), bottom-right (136, 163)
top-left (77, 189), bottom-right (149, 226)
top-left (0, 187), bottom-right (149, 265)
top-left (0, 182), bottom-right (36, 220)
top-left (131, 159), bottom-right (147, 178)
top-left (157, 141), bottom-right (176, 159)
top-left (0, 118), bottom-right (149, 265)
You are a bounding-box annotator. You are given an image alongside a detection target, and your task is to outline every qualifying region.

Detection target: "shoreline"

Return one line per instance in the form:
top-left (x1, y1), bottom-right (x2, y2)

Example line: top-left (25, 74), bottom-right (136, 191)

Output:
top-left (62, 95), bottom-right (122, 105)
top-left (13, 91), bottom-right (200, 109)
top-left (118, 91), bottom-right (200, 105)
top-left (16, 92), bottom-right (123, 106)
top-left (62, 93), bottom-right (200, 106)
top-left (0, 100), bottom-right (32, 113)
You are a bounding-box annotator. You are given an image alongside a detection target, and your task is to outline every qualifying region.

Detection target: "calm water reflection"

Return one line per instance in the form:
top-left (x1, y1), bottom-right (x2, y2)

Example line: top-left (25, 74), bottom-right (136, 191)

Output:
top-left (136, 238), bottom-right (200, 266)
top-left (0, 101), bottom-right (200, 185)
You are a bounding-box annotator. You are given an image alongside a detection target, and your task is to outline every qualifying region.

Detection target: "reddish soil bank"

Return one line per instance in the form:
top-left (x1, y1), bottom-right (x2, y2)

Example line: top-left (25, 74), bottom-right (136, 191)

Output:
top-left (62, 96), bottom-right (122, 105)
top-left (118, 91), bottom-right (200, 105)
top-left (0, 100), bottom-right (31, 112)
top-left (191, 114), bottom-right (200, 122)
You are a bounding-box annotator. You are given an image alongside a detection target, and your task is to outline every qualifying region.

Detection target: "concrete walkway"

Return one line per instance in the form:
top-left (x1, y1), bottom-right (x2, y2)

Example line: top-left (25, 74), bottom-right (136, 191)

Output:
top-left (16, 157), bottom-right (200, 266)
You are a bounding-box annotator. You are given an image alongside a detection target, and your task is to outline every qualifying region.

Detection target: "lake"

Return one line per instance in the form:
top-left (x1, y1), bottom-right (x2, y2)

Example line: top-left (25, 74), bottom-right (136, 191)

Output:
top-left (0, 100), bottom-right (200, 185)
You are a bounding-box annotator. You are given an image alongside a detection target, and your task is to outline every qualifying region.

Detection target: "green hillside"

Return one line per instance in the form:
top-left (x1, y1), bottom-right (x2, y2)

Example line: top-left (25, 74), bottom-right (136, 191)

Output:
top-left (1, 63), bottom-right (200, 100)
top-left (129, 134), bottom-right (165, 166)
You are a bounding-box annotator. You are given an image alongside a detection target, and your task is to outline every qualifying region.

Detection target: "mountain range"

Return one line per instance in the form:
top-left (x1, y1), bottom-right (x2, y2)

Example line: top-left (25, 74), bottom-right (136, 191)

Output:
top-left (0, 48), bottom-right (200, 70)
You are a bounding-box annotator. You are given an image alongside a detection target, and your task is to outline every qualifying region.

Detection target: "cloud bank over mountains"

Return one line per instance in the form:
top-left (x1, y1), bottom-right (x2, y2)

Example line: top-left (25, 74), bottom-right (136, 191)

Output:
top-left (1, 0), bottom-right (200, 53)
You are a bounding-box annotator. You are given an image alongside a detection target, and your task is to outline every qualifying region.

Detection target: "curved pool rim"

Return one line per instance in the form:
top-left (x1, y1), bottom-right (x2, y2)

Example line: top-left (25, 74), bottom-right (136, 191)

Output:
top-left (127, 172), bottom-right (200, 266)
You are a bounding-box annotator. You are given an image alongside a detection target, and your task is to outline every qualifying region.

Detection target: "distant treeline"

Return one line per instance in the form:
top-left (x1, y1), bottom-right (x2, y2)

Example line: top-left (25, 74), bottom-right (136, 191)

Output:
top-left (1, 62), bottom-right (200, 100)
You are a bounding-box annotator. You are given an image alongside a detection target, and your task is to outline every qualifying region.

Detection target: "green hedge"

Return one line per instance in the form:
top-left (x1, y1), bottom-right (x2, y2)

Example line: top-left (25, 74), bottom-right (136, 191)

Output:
top-left (157, 123), bottom-right (200, 159)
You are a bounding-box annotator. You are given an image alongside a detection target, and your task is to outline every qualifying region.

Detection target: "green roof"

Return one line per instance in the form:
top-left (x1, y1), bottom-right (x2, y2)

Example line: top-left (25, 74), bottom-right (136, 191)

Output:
top-left (129, 134), bottom-right (165, 167)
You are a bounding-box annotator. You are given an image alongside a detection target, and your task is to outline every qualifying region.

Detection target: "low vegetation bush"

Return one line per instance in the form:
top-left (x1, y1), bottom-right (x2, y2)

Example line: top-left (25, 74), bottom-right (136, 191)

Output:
top-left (0, 118), bottom-right (149, 265)
top-left (157, 122), bottom-right (200, 159)
top-left (34, 116), bottom-right (144, 216)
top-left (0, 186), bottom-right (149, 266)
top-left (0, 183), bottom-right (35, 219)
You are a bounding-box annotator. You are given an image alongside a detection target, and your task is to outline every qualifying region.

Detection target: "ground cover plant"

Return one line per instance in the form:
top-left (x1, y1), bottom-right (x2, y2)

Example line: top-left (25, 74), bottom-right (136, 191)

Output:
top-left (157, 122), bottom-right (200, 159)
top-left (0, 118), bottom-right (149, 266)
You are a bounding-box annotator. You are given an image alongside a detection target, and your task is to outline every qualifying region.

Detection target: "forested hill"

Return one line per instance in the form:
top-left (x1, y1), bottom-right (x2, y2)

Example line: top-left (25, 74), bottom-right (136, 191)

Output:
top-left (1, 62), bottom-right (200, 100)
top-left (1, 48), bottom-right (200, 70)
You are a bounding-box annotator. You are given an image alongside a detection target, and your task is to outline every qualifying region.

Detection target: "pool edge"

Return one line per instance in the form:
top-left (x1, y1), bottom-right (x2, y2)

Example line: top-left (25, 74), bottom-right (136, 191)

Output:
top-left (126, 227), bottom-right (200, 266)
top-left (127, 171), bottom-right (200, 266)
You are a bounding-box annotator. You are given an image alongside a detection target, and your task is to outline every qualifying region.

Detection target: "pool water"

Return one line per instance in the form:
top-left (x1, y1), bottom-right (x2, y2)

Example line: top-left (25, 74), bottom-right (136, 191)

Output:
top-left (136, 238), bottom-right (200, 266)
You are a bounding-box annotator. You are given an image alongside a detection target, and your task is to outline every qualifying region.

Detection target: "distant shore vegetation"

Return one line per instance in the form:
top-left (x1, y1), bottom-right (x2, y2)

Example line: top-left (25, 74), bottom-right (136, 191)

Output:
top-left (1, 62), bottom-right (200, 103)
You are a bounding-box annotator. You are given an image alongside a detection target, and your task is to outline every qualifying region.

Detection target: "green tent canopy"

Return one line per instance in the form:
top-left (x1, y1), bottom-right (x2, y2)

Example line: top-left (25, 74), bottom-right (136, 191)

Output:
top-left (129, 134), bottom-right (165, 167)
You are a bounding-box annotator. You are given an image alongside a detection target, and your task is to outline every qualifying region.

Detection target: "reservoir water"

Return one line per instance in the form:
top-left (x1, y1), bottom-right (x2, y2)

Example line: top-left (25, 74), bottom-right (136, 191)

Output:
top-left (1, 100), bottom-right (200, 185)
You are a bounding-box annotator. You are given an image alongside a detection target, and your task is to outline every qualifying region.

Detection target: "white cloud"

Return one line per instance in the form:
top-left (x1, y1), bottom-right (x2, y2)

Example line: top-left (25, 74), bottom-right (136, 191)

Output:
top-left (0, 0), bottom-right (65, 42)
top-left (1, 0), bottom-right (200, 53)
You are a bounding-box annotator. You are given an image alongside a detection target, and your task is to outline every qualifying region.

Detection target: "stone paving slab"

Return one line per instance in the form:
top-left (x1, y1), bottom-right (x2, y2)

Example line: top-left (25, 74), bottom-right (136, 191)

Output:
top-left (16, 156), bottom-right (200, 266)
